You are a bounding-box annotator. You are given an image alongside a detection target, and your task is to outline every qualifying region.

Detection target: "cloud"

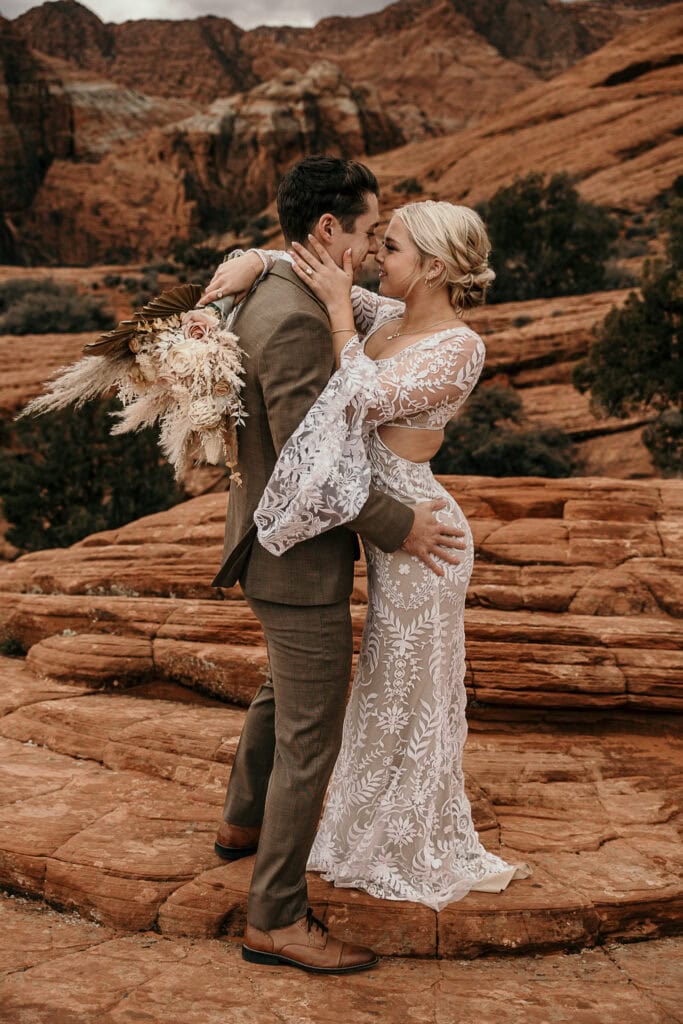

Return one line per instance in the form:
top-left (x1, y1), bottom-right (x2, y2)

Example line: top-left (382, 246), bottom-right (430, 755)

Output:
top-left (1, 0), bottom-right (391, 29)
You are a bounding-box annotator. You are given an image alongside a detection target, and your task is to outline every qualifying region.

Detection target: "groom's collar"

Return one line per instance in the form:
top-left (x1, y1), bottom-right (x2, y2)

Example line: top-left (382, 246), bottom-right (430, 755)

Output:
top-left (270, 260), bottom-right (329, 318)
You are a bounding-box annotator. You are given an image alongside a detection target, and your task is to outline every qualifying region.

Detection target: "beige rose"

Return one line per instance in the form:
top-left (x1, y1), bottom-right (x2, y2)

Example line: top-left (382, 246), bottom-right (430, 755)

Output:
top-left (181, 308), bottom-right (219, 342)
top-left (165, 342), bottom-right (196, 377)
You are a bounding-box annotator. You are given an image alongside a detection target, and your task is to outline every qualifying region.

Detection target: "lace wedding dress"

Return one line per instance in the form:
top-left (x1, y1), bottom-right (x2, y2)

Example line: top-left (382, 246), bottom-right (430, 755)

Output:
top-left (255, 285), bottom-right (530, 911)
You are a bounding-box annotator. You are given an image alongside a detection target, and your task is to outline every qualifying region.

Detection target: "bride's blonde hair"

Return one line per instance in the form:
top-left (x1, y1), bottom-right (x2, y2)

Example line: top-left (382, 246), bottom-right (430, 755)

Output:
top-left (395, 200), bottom-right (495, 311)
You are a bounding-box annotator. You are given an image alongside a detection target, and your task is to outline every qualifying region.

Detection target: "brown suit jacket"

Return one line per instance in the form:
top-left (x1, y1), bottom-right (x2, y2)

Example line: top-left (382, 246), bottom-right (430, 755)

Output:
top-left (212, 261), bottom-right (414, 604)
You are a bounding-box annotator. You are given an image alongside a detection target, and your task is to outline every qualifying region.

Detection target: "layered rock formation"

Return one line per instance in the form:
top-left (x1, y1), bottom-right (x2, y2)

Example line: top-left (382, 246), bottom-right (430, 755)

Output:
top-left (2, 898), bottom-right (680, 1023)
top-left (14, 0), bottom-right (669, 105)
top-left (39, 56), bottom-right (195, 162)
top-left (0, 18), bottom-right (73, 261)
top-left (13, 3), bottom-right (254, 102)
top-left (6, 0), bottom-right (680, 263)
top-left (17, 60), bottom-right (402, 264)
top-left (448, 0), bottom-right (673, 76)
top-left (11, 0), bottom-right (540, 142)
top-left (0, 474), bottom-right (680, 974)
top-left (372, 2), bottom-right (683, 211)
top-left (1, 477), bottom-right (680, 709)
top-left (243, 0), bottom-right (539, 139)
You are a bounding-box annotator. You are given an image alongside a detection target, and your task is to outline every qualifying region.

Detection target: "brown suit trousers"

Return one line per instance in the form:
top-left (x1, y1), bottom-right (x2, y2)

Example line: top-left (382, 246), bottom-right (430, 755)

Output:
top-left (215, 262), bottom-right (413, 930)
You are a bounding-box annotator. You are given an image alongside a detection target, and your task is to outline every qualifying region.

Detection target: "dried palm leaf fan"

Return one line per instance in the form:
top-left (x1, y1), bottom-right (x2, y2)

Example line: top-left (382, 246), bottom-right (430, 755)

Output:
top-left (84, 283), bottom-right (204, 359)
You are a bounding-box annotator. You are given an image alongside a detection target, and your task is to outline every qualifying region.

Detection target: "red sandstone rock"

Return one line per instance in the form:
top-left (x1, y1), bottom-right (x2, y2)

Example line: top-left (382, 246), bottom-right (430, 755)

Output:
top-left (153, 639), bottom-right (269, 705)
top-left (0, 682), bottom-right (241, 792)
top-left (20, 60), bottom-right (402, 264)
top-left (3, 893), bottom-right (681, 1024)
top-left (8, 2), bottom-right (680, 263)
top-left (0, 657), bottom-right (680, 954)
top-left (371, 4), bottom-right (683, 212)
top-left (13, 0), bottom-right (539, 135)
top-left (0, 655), bottom-right (94, 716)
top-left (26, 633), bottom-right (154, 686)
top-left (0, 476), bottom-right (680, 710)
top-left (0, 18), bottom-right (72, 260)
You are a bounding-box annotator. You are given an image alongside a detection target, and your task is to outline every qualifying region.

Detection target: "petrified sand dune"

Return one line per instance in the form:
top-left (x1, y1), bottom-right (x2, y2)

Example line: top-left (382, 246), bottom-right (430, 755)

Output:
top-left (2, 895), bottom-right (681, 1023)
top-left (17, 59), bottom-right (403, 265)
top-left (5, 1), bottom-right (680, 262)
top-left (372, 3), bottom-right (683, 210)
top-left (0, 657), bottom-right (681, 958)
top-left (0, 432), bottom-right (680, 1006)
top-left (1, 476), bottom-right (680, 710)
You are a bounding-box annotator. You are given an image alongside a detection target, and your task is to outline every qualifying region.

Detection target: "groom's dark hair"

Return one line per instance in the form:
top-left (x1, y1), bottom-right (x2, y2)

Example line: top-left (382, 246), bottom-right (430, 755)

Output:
top-left (277, 155), bottom-right (379, 244)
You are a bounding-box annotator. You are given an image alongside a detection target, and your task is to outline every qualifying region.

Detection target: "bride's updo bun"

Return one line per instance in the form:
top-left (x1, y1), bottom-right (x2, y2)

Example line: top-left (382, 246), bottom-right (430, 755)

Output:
top-left (395, 201), bottom-right (495, 311)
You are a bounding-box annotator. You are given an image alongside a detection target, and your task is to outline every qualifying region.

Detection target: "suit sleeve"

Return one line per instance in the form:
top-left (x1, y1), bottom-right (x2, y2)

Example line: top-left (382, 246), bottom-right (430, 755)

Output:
top-left (259, 311), bottom-right (414, 552)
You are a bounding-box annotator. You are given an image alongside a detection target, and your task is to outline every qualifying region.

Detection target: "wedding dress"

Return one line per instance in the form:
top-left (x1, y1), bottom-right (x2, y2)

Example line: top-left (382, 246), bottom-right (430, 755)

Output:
top-left (254, 285), bottom-right (530, 911)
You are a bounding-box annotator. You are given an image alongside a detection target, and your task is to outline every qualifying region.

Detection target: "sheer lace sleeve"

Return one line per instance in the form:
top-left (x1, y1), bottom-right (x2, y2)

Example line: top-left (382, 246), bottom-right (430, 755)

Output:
top-left (341, 327), bottom-right (486, 426)
top-left (254, 328), bottom-right (485, 555)
top-left (351, 286), bottom-right (404, 334)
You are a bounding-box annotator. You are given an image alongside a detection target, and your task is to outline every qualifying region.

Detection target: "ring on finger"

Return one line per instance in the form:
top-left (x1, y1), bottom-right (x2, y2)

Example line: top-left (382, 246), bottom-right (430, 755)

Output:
top-left (305, 267), bottom-right (313, 277)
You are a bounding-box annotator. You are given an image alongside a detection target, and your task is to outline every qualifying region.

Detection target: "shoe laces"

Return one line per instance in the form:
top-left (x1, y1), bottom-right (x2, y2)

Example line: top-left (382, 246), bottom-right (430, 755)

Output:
top-left (306, 908), bottom-right (328, 935)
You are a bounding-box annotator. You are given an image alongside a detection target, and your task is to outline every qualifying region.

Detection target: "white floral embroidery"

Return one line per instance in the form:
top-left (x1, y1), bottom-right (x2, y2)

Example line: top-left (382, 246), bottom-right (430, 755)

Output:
top-left (376, 703), bottom-right (411, 735)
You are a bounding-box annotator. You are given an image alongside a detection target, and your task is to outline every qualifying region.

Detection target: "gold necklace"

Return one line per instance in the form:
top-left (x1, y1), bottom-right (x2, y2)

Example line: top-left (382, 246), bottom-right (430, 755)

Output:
top-left (385, 316), bottom-right (458, 341)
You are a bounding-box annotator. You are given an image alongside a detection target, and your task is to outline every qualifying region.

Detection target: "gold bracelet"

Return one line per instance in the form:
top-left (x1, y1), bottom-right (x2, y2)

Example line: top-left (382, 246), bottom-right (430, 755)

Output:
top-left (331, 328), bottom-right (355, 334)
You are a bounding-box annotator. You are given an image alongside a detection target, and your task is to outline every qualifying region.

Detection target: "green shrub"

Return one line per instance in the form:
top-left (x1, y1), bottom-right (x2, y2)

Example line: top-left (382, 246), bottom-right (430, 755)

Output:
top-left (0, 279), bottom-right (115, 334)
top-left (642, 408), bottom-right (683, 475)
top-left (573, 196), bottom-right (682, 474)
top-left (395, 178), bottom-right (424, 196)
top-left (431, 384), bottom-right (576, 477)
top-left (171, 240), bottom-right (224, 276)
top-left (0, 400), bottom-right (182, 552)
top-left (479, 172), bottom-right (618, 303)
top-left (0, 634), bottom-right (25, 657)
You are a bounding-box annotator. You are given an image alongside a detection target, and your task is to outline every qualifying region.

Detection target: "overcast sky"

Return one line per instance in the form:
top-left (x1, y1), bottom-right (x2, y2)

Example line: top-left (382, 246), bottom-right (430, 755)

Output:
top-left (1, 0), bottom-right (393, 29)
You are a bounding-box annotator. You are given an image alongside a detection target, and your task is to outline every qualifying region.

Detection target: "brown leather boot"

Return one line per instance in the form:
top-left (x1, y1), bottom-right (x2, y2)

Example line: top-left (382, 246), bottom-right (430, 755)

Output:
top-left (242, 908), bottom-right (379, 974)
top-left (214, 821), bottom-right (261, 861)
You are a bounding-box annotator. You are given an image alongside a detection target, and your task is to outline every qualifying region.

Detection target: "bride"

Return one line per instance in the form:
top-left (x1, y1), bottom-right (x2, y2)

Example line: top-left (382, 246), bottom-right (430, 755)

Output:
top-left (201, 199), bottom-right (530, 910)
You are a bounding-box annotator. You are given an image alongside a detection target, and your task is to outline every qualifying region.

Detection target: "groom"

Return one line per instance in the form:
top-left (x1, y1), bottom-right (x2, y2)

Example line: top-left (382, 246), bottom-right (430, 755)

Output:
top-left (205, 156), bottom-right (465, 973)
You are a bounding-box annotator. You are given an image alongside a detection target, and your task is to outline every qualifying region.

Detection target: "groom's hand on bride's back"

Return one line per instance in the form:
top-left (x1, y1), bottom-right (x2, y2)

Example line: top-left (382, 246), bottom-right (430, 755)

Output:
top-left (401, 500), bottom-right (467, 577)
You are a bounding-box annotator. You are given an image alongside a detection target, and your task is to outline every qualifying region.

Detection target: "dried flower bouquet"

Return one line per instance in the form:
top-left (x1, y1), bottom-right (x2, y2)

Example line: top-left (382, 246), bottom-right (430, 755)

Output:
top-left (20, 284), bottom-right (246, 483)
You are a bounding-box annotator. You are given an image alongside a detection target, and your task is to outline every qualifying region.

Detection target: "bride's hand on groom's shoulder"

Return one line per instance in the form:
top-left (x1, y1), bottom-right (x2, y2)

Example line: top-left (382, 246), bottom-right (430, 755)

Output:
top-left (290, 236), bottom-right (353, 312)
top-left (198, 250), bottom-right (266, 308)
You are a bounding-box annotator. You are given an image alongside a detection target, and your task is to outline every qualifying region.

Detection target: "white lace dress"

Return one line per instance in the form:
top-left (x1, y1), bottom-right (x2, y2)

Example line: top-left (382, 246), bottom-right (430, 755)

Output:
top-left (254, 287), bottom-right (530, 911)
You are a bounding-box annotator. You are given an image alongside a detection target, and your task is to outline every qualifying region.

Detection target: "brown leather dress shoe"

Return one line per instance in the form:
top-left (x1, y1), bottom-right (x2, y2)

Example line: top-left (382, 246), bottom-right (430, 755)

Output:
top-left (214, 821), bottom-right (261, 861)
top-left (242, 908), bottom-right (379, 974)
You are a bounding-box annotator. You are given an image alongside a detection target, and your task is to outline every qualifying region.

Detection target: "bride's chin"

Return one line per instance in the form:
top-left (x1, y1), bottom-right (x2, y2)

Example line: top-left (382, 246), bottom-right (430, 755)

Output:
top-left (378, 278), bottom-right (400, 299)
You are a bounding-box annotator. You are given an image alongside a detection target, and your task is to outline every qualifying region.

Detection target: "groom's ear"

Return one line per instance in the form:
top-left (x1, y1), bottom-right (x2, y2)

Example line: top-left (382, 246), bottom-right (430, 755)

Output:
top-left (314, 213), bottom-right (338, 248)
